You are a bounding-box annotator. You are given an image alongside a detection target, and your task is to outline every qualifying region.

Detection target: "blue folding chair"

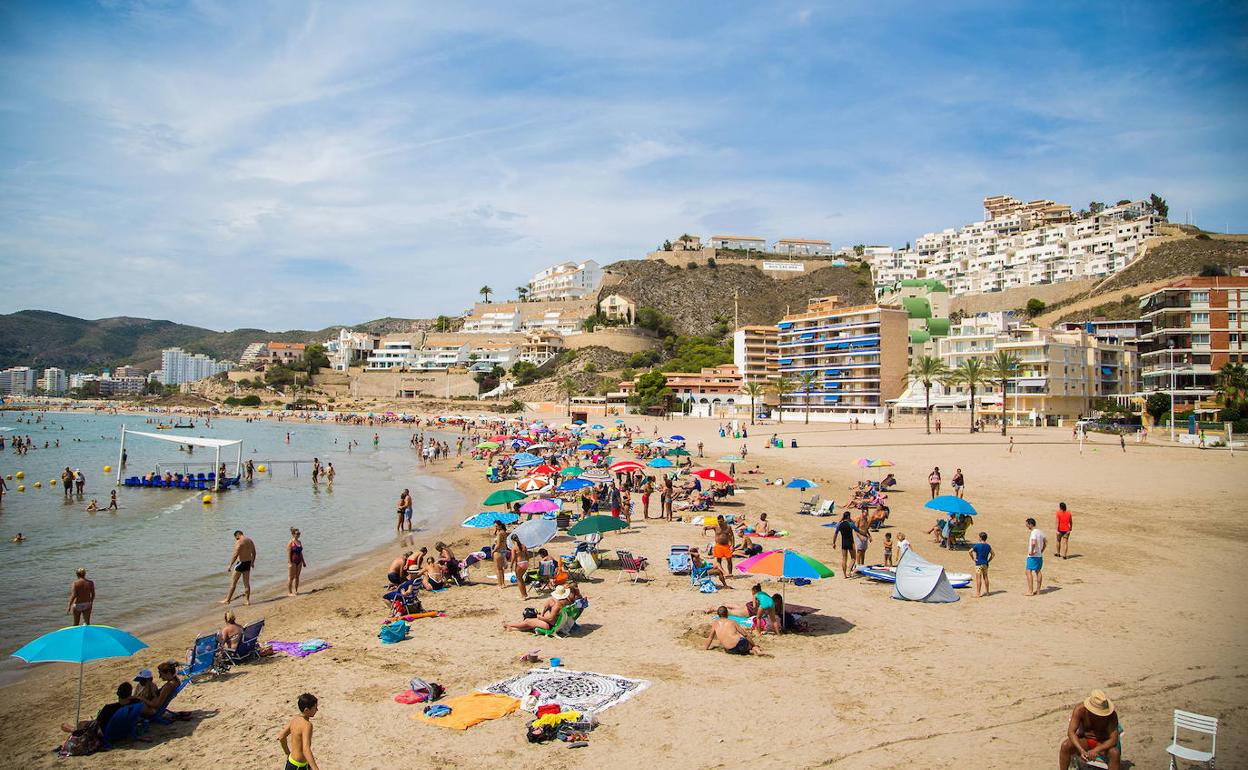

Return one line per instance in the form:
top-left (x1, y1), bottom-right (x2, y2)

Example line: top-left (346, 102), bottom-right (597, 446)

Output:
top-left (223, 619), bottom-right (265, 665)
top-left (179, 632), bottom-right (221, 682)
top-left (100, 701), bottom-right (143, 748)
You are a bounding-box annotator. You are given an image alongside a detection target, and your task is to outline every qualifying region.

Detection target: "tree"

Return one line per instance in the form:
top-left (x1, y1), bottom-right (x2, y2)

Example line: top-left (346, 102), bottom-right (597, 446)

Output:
top-left (1025, 298), bottom-right (1046, 317)
top-left (853, 244), bottom-right (865, 256)
top-left (434, 315), bottom-right (454, 332)
top-left (636, 306), bottom-right (673, 337)
top-left (1199, 264), bottom-right (1227, 277)
top-left (796, 371), bottom-right (819, 425)
top-left (299, 343), bottom-right (330, 375)
top-left (661, 240), bottom-right (672, 251)
top-left (560, 376), bottom-right (577, 417)
top-left (742, 382), bottom-right (764, 424)
top-left (629, 371), bottom-right (670, 411)
top-left (516, 286), bottom-right (529, 302)
top-left (908, 355), bottom-right (950, 434)
top-left (479, 285), bottom-right (493, 303)
top-left (944, 358), bottom-right (987, 432)
top-left (1218, 362), bottom-right (1248, 407)
top-left (1148, 193), bottom-right (1169, 220)
top-left (987, 350), bottom-right (1021, 435)
top-left (1088, 201), bottom-right (1105, 215)
top-left (1116, 199), bottom-right (1131, 206)
top-left (510, 360), bottom-right (539, 385)
top-left (1145, 391), bottom-right (1171, 426)
top-left (770, 377), bottom-right (795, 423)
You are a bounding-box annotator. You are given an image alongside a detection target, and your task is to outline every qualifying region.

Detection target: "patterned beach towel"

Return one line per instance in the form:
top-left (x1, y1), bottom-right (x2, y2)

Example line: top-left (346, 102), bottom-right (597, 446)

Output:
top-left (481, 668), bottom-right (650, 713)
top-left (267, 640), bottom-right (332, 657)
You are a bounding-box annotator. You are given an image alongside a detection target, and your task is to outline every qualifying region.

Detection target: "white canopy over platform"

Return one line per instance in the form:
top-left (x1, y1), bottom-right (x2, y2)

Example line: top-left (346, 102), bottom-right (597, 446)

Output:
top-left (116, 427), bottom-right (243, 490)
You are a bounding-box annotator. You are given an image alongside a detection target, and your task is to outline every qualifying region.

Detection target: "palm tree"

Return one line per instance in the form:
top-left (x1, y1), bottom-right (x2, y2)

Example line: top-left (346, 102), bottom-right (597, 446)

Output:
top-left (771, 377), bottom-right (795, 424)
top-left (560, 376), bottom-right (576, 417)
top-left (908, 355), bottom-right (950, 434)
top-left (516, 286), bottom-right (529, 303)
top-left (987, 350), bottom-right (1022, 435)
top-left (1218, 362), bottom-right (1248, 406)
top-left (945, 358), bottom-right (988, 432)
top-left (797, 371), bottom-right (819, 425)
top-left (479, 285), bottom-right (493, 303)
top-left (742, 382), bottom-right (764, 425)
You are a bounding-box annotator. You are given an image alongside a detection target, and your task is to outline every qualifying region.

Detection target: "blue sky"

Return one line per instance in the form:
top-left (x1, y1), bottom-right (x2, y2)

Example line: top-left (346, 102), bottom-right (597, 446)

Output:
top-left (1, 0), bottom-right (1245, 330)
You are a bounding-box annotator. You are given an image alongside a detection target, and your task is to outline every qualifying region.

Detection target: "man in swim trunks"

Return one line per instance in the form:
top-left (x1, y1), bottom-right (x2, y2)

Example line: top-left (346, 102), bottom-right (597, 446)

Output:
top-left (223, 530), bottom-right (257, 605)
top-left (1024, 517), bottom-right (1046, 596)
top-left (68, 567), bottom-right (95, 625)
top-left (1058, 689), bottom-right (1120, 770)
top-left (712, 516), bottom-right (735, 577)
top-left (387, 551), bottom-right (411, 586)
top-left (853, 508), bottom-right (872, 568)
top-left (833, 512), bottom-right (859, 579)
top-left (704, 606), bottom-right (760, 655)
top-left (277, 692), bottom-right (321, 770)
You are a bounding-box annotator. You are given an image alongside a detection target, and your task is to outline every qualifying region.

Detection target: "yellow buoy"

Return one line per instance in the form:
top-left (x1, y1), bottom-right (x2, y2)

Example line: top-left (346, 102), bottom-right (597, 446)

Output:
top-left (103, 465), bottom-right (112, 474)
top-left (15, 471), bottom-right (24, 479)
top-left (33, 482), bottom-right (41, 489)
top-left (256, 464), bottom-right (267, 473)
top-left (50, 479), bottom-right (57, 486)
top-left (16, 485), bottom-right (25, 493)
top-left (201, 495), bottom-right (212, 504)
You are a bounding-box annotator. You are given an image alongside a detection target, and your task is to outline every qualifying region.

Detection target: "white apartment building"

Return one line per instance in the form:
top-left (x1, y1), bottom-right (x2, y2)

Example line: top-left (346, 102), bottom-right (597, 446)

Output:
top-left (463, 299), bottom-right (594, 337)
top-left (772, 238), bottom-right (832, 256)
top-left (873, 196), bottom-right (1160, 297)
top-left (527, 260), bottom-right (603, 301)
top-left (238, 342), bottom-right (266, 368)
top-left (365, 336), bottom-right (423, 371)
top-left (158, 348), bottom-right (234, 385)
top-left (0, 367), bottom-right (37, 395)
top-left (40, 367), bottom-right (68, 394)
top-left (711, 235), bottom-right (766, 251)
top-left (323, 329), bottom-right (378, 371)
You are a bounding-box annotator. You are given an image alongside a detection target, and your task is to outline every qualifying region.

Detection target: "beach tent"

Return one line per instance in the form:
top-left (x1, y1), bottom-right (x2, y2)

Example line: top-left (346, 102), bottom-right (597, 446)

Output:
top-left (115, 427), bottom-right (243, 491)
top-left (891, 549), bottom-right (959, 603)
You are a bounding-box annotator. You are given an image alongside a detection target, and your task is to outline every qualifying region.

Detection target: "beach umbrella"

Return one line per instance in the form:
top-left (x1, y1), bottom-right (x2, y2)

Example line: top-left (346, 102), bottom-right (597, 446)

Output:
top-left (634, 438), bottom-right (651, 445)
top-left (667, 448), bottom-right (690, 457)
top-left (670, 435), bottom-right (686, 441)
top-left (527, 443), bottom-right (551, 450)
top-left (925, 496), bottom-right (977, 516)
top-left (483, 489), bottom-right (527, 507)
top-left (855, 457), bottom-right (873, 468)
top-left (591, 424), bottom-right (605, 429)
top-left (692, 467), bottom-right (734, 483)
top-left (12, 625), bottom-right (148, 724)
top-left (718, 455), bottom-right (743, 463)
top-left (490, 434), bottom-right (509, 442)
top-left (615, 419), bottom-right (626, 423)
top-left (511, 518), bottom-right (557, 548)
top-left (515, 476), bottom-right (552, 494)
top-left (476, 441), bottom-right (500, 450)
top-left (869, 459), bottom-right (895, 467)
top-left (573, 420), bottom-right (586, 425)
top-left (559, 466), bottom-right (584, 477)
top-left (549, 435), bottom-right (571, 442)
top-left (577, 443), bottom-right (600, 451)
top-left (462, 511), bottom-right (520, 528)
top-left (785, 478), bottom-right (817, 489)
top-left (512, 452), bottom-right (542, 468)
top-left (580, 469), bottom-right (612, 484)
top-left (556, 477), bottom-right (594, 492)
top-left (737, 549), bottom-right (834, 582)
top-left (568, 514), bottom-right (629, 536)
top-left (609, 461), bottom-right (644, 473)
top-left (532, 464), bottom-right (560, 476)
top-left (648, 457), bottom-right (674, 468)
top-left (520, 498), bottom-right (560, 514)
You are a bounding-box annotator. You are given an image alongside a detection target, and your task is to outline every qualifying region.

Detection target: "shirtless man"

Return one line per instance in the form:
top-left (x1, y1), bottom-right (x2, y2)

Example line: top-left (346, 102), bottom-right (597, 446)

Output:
top-left (704, 606), bottom-right (760, 655)
top-left (712, 516), bottom-right (735, 577)
top-left (1058, 690), bottom-right (1120, 770)
top-left (387, 551), bottom-right (411, 586)
top-left (68, 568), bottom-right (95, 625)
top-left (222, 530), bottom-right (256, 605)
top-left (278, 693), bottom-right (321, 770)
top-left (853, 508), bottom-right (872, 567)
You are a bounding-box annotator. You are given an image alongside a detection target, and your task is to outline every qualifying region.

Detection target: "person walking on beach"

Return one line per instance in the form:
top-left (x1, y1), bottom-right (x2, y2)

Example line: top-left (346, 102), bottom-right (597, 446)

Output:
top-left (1024, 518), bottom-right (1046, 596)
top-left (712, 516), bottom-right (735, 577)
top-left (951, 468), bottom-right (965, 498)
top-left (61, 466), bottom-right (73, 498)
top-left (278, 693), bottom-right (322, 770)
top-left (1054, 502), bottom-right (1072, 559)
top-left (287, 527), bottom-right (306, 596)
top-left (969, 532), bottom-right (993, 597)
top-left (928, 467), bottom-right (941, 499)
top-left (833, 512), bottom-right (859, 579)
top-left (223, 530), bottom-right (256, 605)
top-left (68, 568), bottom-right (95, 625)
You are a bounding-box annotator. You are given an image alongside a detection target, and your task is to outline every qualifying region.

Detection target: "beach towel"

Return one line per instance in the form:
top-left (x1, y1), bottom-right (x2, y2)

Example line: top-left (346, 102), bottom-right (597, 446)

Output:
top-left (411, 693), bottom-right (519, 730)
top-left (394, 689), bottom-right (430, 704)
top-left (267, 640), bottom-right (332, 658)
top-left (482, 668), bottom-right (650, 714)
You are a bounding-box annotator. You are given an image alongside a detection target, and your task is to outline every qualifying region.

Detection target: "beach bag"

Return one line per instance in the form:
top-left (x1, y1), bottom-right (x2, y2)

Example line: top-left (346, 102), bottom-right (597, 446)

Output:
top-left (61, 728), bottom-right (100, 757)
top-left (522, 607), bottom-right (538, 619)
top-left (409, 677), bottom-right (444, 702)
top-left (379, 620), bottom-right (408, 644)
top-left (698, 578), bottom-right (719, 593)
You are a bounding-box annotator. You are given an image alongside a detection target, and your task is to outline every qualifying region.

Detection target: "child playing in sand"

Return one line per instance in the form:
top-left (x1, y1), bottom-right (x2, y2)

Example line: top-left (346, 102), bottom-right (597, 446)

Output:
top-left (882, 532), bottom-right (894, 566)
top-left (278, 693), bottom-right (320, 770)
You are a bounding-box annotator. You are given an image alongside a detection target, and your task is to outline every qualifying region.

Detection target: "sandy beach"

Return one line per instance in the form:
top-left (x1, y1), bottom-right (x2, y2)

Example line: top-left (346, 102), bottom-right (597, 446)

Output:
top-left (1, 413), bottom-right (1244, 769)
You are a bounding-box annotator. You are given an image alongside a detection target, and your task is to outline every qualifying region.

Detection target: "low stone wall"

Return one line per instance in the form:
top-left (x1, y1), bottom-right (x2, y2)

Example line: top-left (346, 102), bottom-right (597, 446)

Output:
top-left (312, 369), bottom-right (480, 399)
top-left (950, 278), bottom-right (1096, 316)
top-left (564, 328), bottom-right (659, 353)
top-left (643, 248), bottom-right (836, 280)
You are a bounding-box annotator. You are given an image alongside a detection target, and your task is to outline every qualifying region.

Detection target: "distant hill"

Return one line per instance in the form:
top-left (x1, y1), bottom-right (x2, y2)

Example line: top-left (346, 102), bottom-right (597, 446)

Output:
top-left (601, 259), bottom-right (875, 336)
top-left (0, 310), bottom-right (423, 373)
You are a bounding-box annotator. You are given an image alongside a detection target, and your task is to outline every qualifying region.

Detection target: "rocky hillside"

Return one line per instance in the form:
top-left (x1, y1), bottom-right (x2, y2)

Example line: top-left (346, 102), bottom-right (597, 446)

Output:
top-left (509, 346), bottom-right (630, 401)
top-left (0, 310), bottom-right (428, 373)
top-left (1093, 234), bottom-right (1248, 294)
top-left (601, 260), bottom-right (874, 336)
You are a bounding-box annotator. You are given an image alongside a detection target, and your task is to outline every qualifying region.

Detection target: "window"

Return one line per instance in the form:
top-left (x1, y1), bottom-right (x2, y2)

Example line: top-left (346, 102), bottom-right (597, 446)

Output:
top-left (1192, 333), bottom-right (1210, 346)
top-left (1190, 291), bottom-right (1209, 304)
top-left (1192, 312), bottom-right (1210, 325)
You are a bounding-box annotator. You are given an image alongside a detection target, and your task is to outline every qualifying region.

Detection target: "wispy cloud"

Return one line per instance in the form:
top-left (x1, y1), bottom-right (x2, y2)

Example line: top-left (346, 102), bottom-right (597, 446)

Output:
top-left (0, 0), bottom-right (1244, 329)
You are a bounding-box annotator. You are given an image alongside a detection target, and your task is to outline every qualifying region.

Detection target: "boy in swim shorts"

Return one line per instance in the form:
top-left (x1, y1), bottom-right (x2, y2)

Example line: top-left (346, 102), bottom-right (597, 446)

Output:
top-left (277, 692), bottom-right (320, 770)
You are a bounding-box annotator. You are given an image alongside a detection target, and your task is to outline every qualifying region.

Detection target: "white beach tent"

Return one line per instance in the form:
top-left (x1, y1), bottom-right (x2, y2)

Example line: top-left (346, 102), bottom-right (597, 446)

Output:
top-left (892, 548), bottom-right (960, 603)
top-left (114, 427), bottom-right (243, 491)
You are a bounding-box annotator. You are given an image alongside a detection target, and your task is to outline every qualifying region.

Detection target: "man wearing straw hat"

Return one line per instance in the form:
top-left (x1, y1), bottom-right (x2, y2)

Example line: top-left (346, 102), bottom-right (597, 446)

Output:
top-left (1058, 689), bottom-right (1121, 769)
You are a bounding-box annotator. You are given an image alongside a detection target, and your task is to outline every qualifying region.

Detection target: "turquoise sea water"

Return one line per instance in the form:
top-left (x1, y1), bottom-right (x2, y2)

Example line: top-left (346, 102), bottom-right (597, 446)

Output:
top-left (0, 410), bottom-right (459, 658)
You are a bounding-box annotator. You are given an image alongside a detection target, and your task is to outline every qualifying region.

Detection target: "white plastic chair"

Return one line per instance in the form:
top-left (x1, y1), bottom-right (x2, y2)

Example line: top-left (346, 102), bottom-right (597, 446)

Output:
top-left (1167, 709), bottom-right (1217, 769)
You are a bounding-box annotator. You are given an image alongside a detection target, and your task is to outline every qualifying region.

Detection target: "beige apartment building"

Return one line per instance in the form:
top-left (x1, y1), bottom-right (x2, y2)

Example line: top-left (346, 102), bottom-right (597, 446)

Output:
top-left (732, 325), bottom-right (778, 390)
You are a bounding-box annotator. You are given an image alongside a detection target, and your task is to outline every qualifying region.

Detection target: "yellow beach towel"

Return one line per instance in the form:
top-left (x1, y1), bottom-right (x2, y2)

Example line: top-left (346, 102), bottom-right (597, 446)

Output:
top-left (411, 693), bottom-right (520, 730)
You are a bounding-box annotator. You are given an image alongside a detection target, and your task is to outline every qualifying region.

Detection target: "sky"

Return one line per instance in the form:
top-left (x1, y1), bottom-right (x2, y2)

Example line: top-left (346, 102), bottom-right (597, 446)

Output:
top-left (1, 0), bottom-right (1246, 331)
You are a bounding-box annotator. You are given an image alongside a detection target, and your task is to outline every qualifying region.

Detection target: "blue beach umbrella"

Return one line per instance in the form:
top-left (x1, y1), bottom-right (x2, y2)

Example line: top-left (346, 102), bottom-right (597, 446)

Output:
top-left (648, 457), bottom-right (674, 468)
top-left (12, 625), bottom-right (148, 724)
top-left (511, 452), bottom-right (542, 468)
top-left (925, 496), bottom-right (978, 516)
top-left (557, 478), bottom-right (594, 492)
top-left (577, 443), bottom-right (600, 451)
top-left (670, 435), bottom-right (686, 441)
top-left (785, 478), bottom-right (817, 489)
top-left (462, 511), bottom-right (520, 528)
top-left (573, 420), bottom-right (586, 425)
top-left (591, 424), bottom-right (605, 429)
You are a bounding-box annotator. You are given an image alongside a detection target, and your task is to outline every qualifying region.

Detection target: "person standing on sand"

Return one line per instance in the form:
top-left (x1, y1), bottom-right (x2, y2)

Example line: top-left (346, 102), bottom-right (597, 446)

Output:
top-left (928, 467), bottom-right (941, 499)
top-left (492, 522), bottom-right (509, 588)
top-left (1054, 502), bottom-right (1073, 559)
top-left (712, 516), bottom-right (735, 577)
top-left (1024, 517), bottom-right (1046, 596)
top-left (223, 530), bottom-right (256, 605)
top-left (278, 693), bottom-right (321, 770)
top-left (833, 512), bottom-right (859, 579)
top-left (68, 568), bottom-right (95, 625)
top-left (287, 527), bottom-right (306, 596)
top-left (969, 532), bottom-right (993, 597)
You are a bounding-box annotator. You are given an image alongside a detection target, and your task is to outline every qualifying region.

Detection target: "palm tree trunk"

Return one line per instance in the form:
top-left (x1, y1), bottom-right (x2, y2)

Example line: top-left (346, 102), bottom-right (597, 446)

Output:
top-left (749, 396), bottom-right (755, 425)
top-left (969, 385), bottom-right (976, 432)
top-left (924, 383), bottom-right (931, 434)
top-left (805, 392), bottom-right (811, 425)
top-left (1000, 380), bottom-right (1008, 435)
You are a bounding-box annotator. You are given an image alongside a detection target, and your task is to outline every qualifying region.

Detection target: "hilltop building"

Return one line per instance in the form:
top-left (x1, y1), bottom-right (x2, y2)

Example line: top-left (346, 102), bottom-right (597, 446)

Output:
top-left (462, 299), bottom-right (595, 336)
top-left (364, 330), bottom-right (561, 373)
top-left (323, 329), bottom-right (379, 371)
top-left (773, 238), bottom-right (832, 256)
top-left (711, 235), bottom-right (767, 252)
top-left (527, 260), bottom-right (603, 301)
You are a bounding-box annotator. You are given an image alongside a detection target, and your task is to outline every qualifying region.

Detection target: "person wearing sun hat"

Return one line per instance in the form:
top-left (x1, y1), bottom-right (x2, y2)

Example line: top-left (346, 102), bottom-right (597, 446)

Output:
top-left (132, 668), bottom-right (159, 703)
top-left (1059, 689), bottom-right (1121, 769)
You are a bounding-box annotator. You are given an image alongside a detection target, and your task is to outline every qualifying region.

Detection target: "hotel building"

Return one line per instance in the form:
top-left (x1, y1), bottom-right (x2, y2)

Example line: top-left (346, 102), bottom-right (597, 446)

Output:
top-left (732, 325), bottom-right (779, 391)
top-left (774, 298), bottom-right (909, 421)
top-left (527, 260), bottom-right (603, 301)
top-left (618, 365), bottom-right (744, 416)
top-left (158, 348), bottom-right (233, 386)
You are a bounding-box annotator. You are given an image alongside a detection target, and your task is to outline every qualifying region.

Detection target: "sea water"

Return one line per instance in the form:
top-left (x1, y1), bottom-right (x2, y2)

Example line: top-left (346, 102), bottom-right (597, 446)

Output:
top-left (0, 410), bottom-right (460, 660)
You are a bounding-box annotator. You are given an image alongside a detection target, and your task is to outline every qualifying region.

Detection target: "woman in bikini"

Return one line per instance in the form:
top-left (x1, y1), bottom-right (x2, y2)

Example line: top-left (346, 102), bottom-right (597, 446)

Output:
top-left (491, 522), bottom-right (509, 588)
top-left (287, 528), bottom-right (306, 596)
top-left (509, 536), bottom-right (531, 600)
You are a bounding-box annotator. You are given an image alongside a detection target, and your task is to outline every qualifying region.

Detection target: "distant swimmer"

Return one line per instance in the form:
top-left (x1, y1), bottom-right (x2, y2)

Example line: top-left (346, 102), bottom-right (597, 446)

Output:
top-left (11, 533), bottom-right (26, 543)
top-left (108, 490), bottom-right (118, 511)
top-left (86, 499), bottom-right (99, 512)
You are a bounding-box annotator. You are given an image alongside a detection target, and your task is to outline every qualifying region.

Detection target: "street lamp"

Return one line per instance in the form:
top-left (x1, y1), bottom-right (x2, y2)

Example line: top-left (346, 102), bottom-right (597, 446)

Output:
top-left (1168, 340), bottom-right (1175, 443)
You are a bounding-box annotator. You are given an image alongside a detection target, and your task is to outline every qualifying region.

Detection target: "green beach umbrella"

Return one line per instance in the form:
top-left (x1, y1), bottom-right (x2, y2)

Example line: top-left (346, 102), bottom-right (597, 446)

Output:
top-left (718, 455), bottom-right (743, 463)
top-left (483, 489), bottom-right (527, 506)
top-left (476, 441), bottom-right (500, 449)
top-left (560, 466), bottom-right (584, 477)
top-left (568, 514), bottom-right (629, 536)
top-left (667, 448), bottom-right (690, 457)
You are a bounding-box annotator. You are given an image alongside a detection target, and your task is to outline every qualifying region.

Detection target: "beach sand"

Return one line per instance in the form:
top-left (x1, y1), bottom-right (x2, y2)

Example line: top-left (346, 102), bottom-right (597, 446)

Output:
top-left (1, 415), bottom-right (1244, 769)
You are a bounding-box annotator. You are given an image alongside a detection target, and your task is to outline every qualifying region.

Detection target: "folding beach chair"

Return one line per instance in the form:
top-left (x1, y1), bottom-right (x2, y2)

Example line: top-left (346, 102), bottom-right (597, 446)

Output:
top-left (148, 679), bottom-right (191, 726)
top-left (100, 702), bottom-right (144, 749)
top-left (222, 619), bottom-right (265, 665)
top-left (179, 632), bottom-right (221, 682)
top-left (615, 550), bottom-right (649, 583)
top-left (797, 494), bottom-right (820, 514)
top-left (1167, 710), bottom-right (1216, 769)
top-left (534, 603), bottom-right (585, 638)
top-left (1069, 722), bottom-right (1125, 770)
top-left (667, 545), bottom-right (692, 576)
